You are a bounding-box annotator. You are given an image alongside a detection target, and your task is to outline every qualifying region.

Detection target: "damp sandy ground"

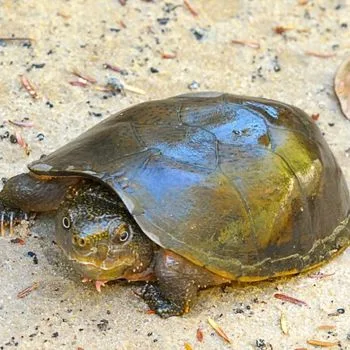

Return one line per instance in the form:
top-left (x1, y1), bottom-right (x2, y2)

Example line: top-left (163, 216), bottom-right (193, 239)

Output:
top-left (1, 1), bottom-right (350, 349)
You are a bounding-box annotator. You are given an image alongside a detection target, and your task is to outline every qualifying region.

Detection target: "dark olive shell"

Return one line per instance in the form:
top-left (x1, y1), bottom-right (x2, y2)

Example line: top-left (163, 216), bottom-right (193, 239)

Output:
top-left (30, 92), bottom-right (350, 280)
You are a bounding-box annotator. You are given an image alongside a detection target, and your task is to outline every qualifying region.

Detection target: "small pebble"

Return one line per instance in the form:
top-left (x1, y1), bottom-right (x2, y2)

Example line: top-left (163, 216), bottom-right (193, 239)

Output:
top-left (256, 339), bottom-right (266, 348)
top-left (157, 18), bottom-right (169, 25)
top-left (31, 63), bottom-right (45, 69)
top-left (273, 56), bottom-right (281, 72)
top-left (37, 133), bottom-right (45, 141)
top-left (27, 251), bottom-right (38, 264)
top-left (9, 134), bottom-right (17, 144)
top-left (190, 28), bottom-right (206, 41)
top-left (188, 81), bottom-right (200, 90)
top-left (97, 319), bottom-right (109, 331)
top-left (106, 77), bottom-right (124, 92)
top-left (89, 112), bottom-right (103, 118)
top-left (1, 131), bottom-right (10, 140)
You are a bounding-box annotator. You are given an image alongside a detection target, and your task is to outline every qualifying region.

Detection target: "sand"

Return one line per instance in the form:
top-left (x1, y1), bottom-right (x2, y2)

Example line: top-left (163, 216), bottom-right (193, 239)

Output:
top-left (0, 1), bottom-right (350, 349)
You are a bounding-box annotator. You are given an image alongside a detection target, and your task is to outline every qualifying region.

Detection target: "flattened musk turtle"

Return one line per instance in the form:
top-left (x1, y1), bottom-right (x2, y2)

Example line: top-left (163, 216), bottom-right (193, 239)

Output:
top-left (1, 92), bottom-right (350, 317)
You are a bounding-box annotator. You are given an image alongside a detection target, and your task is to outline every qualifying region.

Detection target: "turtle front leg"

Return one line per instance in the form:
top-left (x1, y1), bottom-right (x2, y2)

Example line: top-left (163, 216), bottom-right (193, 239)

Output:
top-left (0, 172), bottom-right (78, 236)
top-left (141, 250), bottom-right (229, 318)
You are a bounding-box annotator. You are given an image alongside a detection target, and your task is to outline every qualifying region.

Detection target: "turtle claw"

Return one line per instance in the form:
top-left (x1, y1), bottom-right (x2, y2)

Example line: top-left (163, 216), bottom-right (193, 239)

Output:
top-left (95, 280), bottom-right (107, 292)
top-left (81, 277), bottom-right (92, 283)
top-left (0, 204), bottom-right (29, 237)
top-left (81, 278), bottom-right (108, 292)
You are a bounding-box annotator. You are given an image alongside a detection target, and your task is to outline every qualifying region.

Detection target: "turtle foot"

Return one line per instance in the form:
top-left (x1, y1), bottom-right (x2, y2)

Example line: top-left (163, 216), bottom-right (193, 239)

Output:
top-left (0, 203), bottom-right (29, 237)
top-left (81, 278), bottom-right (108, 292)
top-left (141, 283), bottom-right (185, 318)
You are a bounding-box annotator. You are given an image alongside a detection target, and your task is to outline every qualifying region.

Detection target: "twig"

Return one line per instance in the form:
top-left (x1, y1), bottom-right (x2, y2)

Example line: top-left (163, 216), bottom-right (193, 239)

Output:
top-left (17, 282), bottom-right (39, 298)
top-left (8, 120), bottom-right (34, 128)
top-left (0, 37), bottom-right (33, 43)
top-left (20, 75), bottom-right (39, 99)
top-left (232, 39), bottom-right (260, 49)
top-left (72, 69), bottom-right (97, 84)
top-left (161, 52), bottom-right (177, 59)
top-left (274, 293), bottom-right (308, 306)
top-left (305, 51), bottom-right (336, 58)
top-left (184, 0), bottom-right (198, 16)
top-left (103, 63), bottom-right (128, 75)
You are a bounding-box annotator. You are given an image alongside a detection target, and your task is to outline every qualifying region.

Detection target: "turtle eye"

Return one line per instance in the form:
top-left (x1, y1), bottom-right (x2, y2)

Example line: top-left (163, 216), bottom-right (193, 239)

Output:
top-left (62, 216), bottom-right (71, 229)
top-left (119, 230), bottom-right (129, 242)
top-left (112, 223), bottom-right (130, 243)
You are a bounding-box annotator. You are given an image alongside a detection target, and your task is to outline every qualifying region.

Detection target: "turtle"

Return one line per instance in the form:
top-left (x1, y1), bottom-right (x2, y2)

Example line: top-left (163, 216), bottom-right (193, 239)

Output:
top-left (1, 92), bottom-right (350, 318)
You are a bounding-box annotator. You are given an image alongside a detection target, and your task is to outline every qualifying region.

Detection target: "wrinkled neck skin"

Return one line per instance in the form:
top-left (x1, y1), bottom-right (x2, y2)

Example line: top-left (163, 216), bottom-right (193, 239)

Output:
top-left (55, 180), bottom-right (155, 282)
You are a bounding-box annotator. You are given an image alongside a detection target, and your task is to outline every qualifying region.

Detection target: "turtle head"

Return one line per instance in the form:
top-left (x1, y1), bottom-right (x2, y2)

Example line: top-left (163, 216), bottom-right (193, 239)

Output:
top-left (55, 182), bottom-right (154, 281)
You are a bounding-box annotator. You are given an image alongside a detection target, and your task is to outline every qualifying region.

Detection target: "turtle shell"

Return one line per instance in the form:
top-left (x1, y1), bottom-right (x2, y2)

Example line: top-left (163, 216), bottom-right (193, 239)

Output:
top-left (30, 92), bottom-right (350, 280)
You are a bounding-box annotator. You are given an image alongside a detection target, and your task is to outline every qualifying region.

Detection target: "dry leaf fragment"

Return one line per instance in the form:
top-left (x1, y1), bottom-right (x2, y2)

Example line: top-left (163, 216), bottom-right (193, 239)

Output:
top-left (274, 26), bottom-right (293, 34)
top-left (184, 0), bottom-right (198, 16)
top-left (184, 342), bottom-right (193, 350)
top-left (280, 312), bottom-right (289, 335)
top-left (305, 51), bottom-right (336, 58)
top-left (232, 39), bottom-right (260, 49)
top-left (15, 131), bottom-right (31, 155)
top-left (309, 272), bottom-right (335, 279)
top-left (10, 237), bottom-right (26, 245)
top-left (17, 282), bottom-right (39, 298)
top-left (123, 83), bottom-right (146, 95)
top-left (57, 11), bottom-right (71, 19)
top-left (8, 120), bottom-right (34, 128)
top-left (20, 75), bottom-right (39, 99)
top-left (317, 325), bottom-right (336, 331)
top-left (335, 56), bottom-right (350, 120)
top-left (119, 20), bottom-right (126, 28)
top-left (274, 293), bottom-right (308, 306)
top-left (69, 80), bottom-right (89, 87)
top-left (103, 63), bottom-right (128, 75)
top-left (307, 339), bottom-right (340, 347)
top-left (72, 69), bottom-right (97, 84)
top-left (207, 317), bottom-right (231, 344)
top-left (162, 52), bottom-right (177, 59)
top-left (196, 327), bottom-right (204, 342)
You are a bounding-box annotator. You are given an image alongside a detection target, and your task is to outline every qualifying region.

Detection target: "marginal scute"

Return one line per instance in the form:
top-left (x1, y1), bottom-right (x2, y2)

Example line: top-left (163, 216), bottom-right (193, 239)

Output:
top-left (29, 92), bottom-right (350, 279)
